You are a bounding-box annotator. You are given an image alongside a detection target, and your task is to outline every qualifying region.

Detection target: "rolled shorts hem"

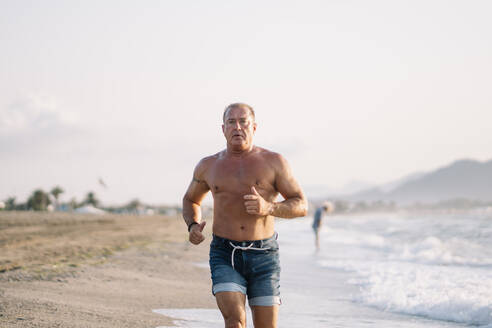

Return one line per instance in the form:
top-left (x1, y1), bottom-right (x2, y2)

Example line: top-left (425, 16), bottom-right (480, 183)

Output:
top-left (212, 282), bottom-right (247, 295)
top-left (248, 296), bottom-right (282, 306)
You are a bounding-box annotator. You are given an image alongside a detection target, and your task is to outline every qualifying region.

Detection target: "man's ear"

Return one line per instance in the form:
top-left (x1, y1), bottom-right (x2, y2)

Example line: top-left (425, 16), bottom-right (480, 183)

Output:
top-left (222, 124), bottom-right (225, 133)
top-left (253, 122), bottom-right (257, 133)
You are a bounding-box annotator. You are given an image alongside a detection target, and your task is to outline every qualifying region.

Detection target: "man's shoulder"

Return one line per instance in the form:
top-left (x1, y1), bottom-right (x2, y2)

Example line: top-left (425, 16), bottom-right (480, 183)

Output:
top-left (255, 147), bottom-right (289, 169)
top-left (194, 150), bottom-right (227, 175)
top-left (254, 146), bottom-right (284, 161)
top-left (196, 151), bottom-right (222, 168)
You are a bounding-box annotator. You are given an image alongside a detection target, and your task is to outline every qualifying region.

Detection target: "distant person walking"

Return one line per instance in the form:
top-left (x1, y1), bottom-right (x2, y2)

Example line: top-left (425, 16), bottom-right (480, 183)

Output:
top-left (312, 201), bottom-right (334, 250)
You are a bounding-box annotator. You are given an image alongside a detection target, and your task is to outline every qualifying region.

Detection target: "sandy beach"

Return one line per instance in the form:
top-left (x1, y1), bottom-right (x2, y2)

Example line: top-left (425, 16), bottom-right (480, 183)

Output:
top-left (0, 211), bottom-right (215, 327)
top-left (2, 211), bottom-right (490, 328)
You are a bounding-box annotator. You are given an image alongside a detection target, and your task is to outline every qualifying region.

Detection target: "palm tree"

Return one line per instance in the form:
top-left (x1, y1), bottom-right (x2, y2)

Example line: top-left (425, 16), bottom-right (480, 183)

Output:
top-left (5, 197), bottom-right (16, 210)
top-left (27, 189), bottom-right (51, 211)
top-left (126, 199), bottom-right (141, 210)
top-left (84, 192), bottom-right (99, 207)
top-left (51, 186), bottom-right (64, 210)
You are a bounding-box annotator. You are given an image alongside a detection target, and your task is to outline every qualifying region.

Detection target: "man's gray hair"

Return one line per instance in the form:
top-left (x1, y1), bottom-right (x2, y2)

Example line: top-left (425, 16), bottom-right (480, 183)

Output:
top-left (223, 103), bottom-right (255, 123)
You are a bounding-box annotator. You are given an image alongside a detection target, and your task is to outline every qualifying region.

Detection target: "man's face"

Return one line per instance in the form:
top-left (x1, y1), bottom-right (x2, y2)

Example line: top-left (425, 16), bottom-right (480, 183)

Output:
top-left (222, 106), bottom-right (257, 150)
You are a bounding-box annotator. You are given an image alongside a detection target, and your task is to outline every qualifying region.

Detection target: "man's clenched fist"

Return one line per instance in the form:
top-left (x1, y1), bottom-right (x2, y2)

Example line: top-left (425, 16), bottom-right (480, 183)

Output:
top-left (243, 186), bottom-right (274, 216)
top-left (189, 221), bottom-right (206, 245)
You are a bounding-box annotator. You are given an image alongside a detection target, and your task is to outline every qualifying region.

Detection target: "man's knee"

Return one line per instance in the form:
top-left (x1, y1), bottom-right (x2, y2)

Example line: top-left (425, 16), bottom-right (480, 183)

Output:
top-left (224, 317), bottom-right (245, 328)
top-left (223, 310), bottom-right (246, 328)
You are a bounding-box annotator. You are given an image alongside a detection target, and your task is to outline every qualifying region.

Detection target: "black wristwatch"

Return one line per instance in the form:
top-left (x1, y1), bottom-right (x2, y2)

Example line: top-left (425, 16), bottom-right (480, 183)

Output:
top-left (188, 222), bottom-right (199, 232)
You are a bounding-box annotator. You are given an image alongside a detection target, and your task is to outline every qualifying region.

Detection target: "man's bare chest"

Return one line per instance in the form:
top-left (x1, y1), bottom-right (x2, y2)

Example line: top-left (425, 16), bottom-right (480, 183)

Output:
top-left (206, 159), bottom-right (276, 194)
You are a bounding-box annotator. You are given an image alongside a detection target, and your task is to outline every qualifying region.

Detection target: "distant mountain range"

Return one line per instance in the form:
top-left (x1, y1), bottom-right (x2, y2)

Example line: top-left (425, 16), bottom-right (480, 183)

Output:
top-left (337, 158), bottom-right (492, 204)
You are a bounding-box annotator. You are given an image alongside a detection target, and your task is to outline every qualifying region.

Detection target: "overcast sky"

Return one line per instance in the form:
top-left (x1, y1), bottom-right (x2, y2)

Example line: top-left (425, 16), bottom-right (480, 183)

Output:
top-left (1, 0), bottom-right (491, 206)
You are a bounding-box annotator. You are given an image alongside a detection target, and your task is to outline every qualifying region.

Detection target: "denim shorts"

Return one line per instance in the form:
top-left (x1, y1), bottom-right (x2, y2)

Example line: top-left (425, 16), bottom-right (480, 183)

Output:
top-left (209, 233), bottom-right (281, 306)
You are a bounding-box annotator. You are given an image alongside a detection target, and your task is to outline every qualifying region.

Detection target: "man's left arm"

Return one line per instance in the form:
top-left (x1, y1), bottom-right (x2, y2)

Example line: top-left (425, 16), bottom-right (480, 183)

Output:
top-left (244, 153), bottom-right (308, 218)
top-left (269, 154), bottom-right (308, 218)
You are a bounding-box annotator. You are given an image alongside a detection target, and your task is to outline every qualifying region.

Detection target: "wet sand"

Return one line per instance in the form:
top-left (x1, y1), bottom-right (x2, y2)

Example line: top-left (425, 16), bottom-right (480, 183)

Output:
top-left (0, 211), bottom-right (215, 327)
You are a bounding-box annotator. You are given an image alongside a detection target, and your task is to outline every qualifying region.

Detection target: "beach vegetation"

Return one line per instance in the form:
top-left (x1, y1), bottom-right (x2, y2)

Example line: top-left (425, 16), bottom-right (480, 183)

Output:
top-left (27, 189), bottom-right (51, 211)
top-left (5, 197), bottom-right (16, 210)
top-left (50, 186), bottom-right (64, 210)
top-left (83, 191), bottom-right (99, 207)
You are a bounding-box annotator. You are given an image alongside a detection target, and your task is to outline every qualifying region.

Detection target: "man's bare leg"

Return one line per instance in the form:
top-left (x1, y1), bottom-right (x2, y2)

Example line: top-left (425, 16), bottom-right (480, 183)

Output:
top-left (251, 305), bottom-right (278, 328)
top-left (315, 231), bottom-right (320, 250)
top-left (216, 291), bottom-right (247, 328)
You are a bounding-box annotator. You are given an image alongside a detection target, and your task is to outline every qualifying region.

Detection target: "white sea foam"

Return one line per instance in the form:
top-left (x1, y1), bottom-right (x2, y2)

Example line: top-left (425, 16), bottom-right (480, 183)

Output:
top-left (324, 226), bottom-right (387, 248)
top-left (316, 212), bottom-right (492, 326)
top-left (318, 258), bottom-right (492, 325)
top-left (388, 236), bottom-right (492, 266)
top-left (357, 262), bottom-right (492, 325)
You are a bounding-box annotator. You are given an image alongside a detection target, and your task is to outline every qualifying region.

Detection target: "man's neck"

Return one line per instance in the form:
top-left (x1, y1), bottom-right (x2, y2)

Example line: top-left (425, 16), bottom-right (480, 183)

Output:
top-left (226, 145), bottom-right (255, 157)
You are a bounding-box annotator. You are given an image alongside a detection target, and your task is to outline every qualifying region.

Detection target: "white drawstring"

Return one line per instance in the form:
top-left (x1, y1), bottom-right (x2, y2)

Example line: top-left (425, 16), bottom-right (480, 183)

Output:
top-left (229, 242), bottom-right (270, 269)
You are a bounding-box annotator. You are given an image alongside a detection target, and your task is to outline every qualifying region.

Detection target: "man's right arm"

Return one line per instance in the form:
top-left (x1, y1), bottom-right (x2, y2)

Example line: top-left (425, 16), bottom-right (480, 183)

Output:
top-left (182, 159), bottom-right (210, 245)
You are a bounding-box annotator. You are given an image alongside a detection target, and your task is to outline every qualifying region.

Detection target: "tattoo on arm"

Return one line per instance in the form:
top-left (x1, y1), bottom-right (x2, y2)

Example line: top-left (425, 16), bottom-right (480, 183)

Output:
top-left (193, 176), bottom-right (208, 187)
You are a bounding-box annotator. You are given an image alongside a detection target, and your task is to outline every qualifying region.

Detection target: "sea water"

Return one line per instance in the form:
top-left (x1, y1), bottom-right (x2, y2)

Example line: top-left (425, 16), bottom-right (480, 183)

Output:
top-left (154, 210), bottom-right (492, 327)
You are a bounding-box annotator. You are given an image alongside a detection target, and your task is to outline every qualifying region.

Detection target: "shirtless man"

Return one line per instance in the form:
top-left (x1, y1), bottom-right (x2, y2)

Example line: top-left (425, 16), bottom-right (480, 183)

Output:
top-left (182, 103), bottom-right (307, 328)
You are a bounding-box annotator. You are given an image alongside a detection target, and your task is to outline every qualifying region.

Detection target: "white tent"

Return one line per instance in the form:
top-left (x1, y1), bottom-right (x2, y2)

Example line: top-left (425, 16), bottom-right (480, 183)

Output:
top-left (75, 205), bottom-right (107, 215)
